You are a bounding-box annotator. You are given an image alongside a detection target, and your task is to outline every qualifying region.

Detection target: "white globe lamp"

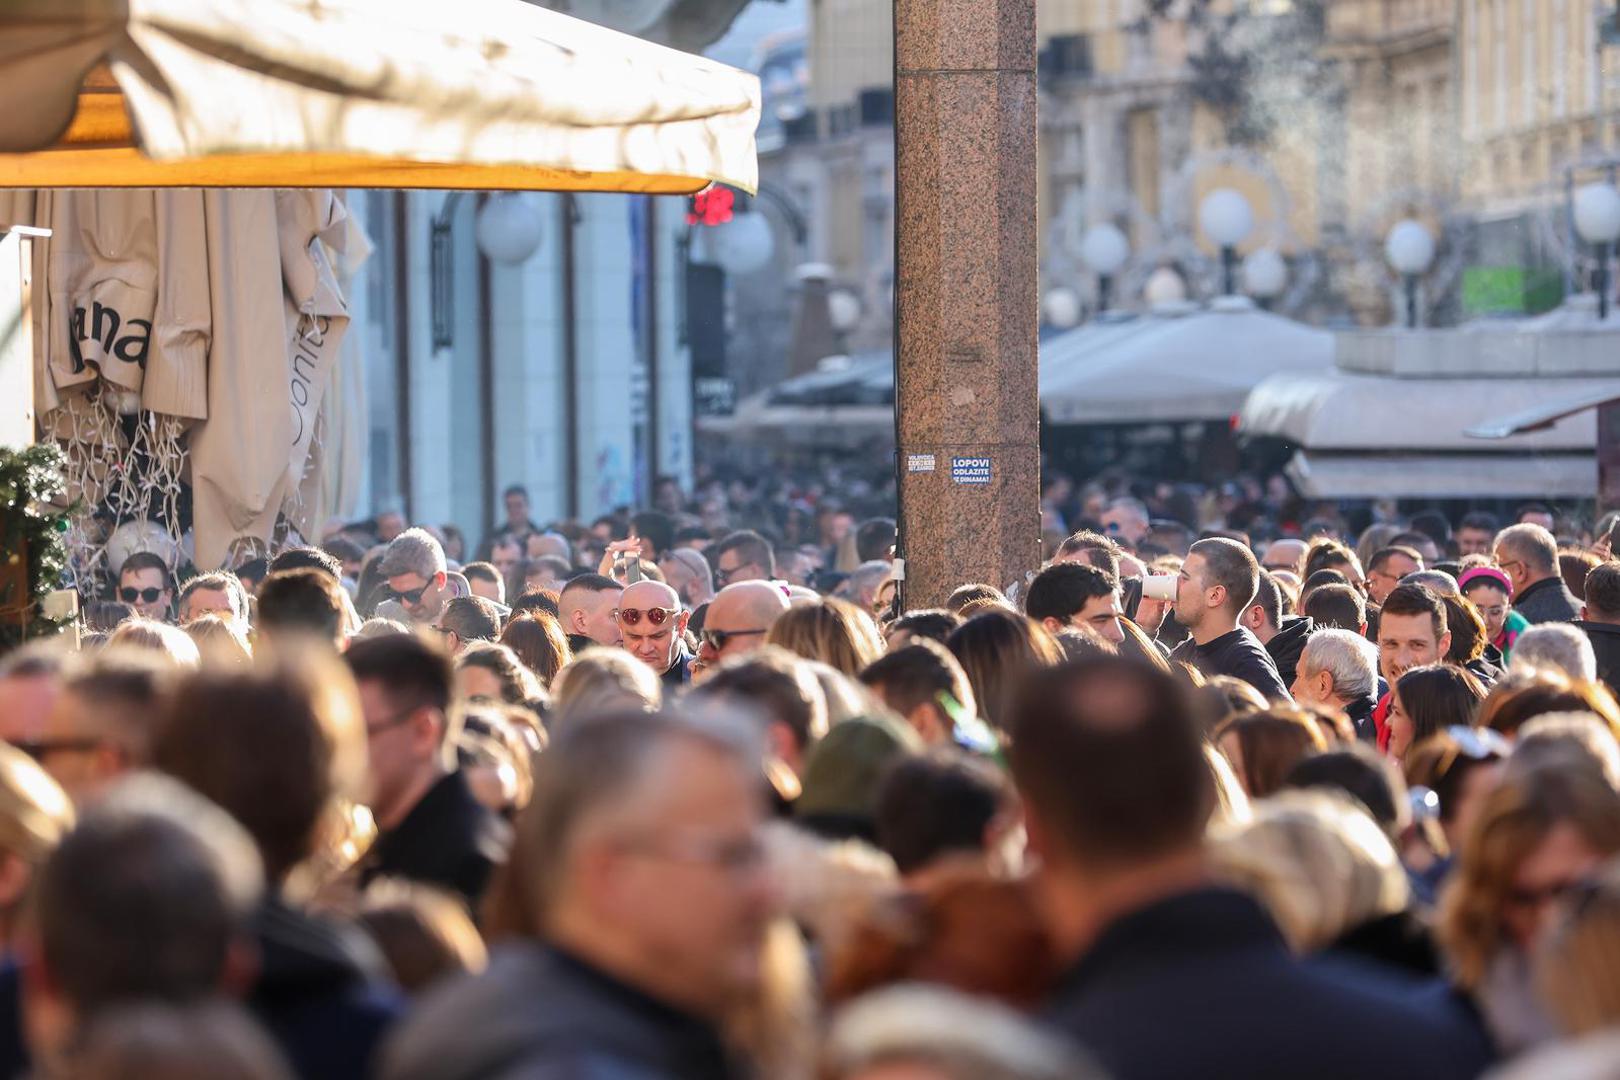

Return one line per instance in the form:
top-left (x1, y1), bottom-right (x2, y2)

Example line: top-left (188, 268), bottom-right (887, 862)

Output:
top-left (1385, 219), bottom-right (1436, 328)
top-left (475, 193), bottom-right (544, 264)
top-left (1242, 248), bottom-right (1288, 304)
top-left (1042, 286), bottom-right (1082, 330)
top-left (709, 212), bottom-right (775, 275)
top-left (1199, 188), bottom-right (1254, 294)
top-left (1080, 223), bottom-right (1130, 311)
top-left (827, 288), bottom-right (863, 333)
top-left (1574, 183), bottom-right (1620, 319)
top-left (1144, 267), bottom-right (1188, 308)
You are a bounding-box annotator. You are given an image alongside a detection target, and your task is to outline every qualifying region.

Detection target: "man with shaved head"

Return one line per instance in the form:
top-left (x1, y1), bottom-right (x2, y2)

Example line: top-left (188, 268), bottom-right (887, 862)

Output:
top-left (693, 581), bottom-right (792, 683)
top-left (1261, 538), bottom-right (1307, 577)
top-left (617, 580), bottom-right (694, 688)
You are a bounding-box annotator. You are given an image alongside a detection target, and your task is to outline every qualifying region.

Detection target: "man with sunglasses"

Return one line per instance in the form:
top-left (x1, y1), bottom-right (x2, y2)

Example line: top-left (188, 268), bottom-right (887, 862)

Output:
top-left (692, 581), bottom-right (790, 682)
top-left (378, 527), bottom-right (451, 626)
top-left (617, 580), bottom-right (694, 688)
top-left (117, 551), bottom-right (174, 622)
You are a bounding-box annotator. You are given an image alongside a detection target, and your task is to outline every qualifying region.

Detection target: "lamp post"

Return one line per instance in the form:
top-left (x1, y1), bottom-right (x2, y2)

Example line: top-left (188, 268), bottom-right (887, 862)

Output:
top-left (1042, 286), bottom-right (1082, 330)
top-left (1199, 188), bottom-right (1255, 296)
top-left (431, 192), bottom-right (545, 349)
top-left (1079, 223), bottom-right (1130, 313)
top-left (706, 210), bottom-right (775, 275)
top-left (1242, 248), bottom-right (1288, 310)
top-left (827, 286), bottom-right (862, 349)
top-left (1574, 182), bottom-right (1620, 320)
top-left (1384, 219), bottom-right (1436, 329)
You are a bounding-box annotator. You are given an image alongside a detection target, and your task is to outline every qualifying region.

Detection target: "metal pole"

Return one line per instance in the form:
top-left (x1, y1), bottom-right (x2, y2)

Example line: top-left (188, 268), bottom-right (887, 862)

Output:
top-left (1098, 273), bottom-right (1113, 313)
top-left (1599, 243), bottom-right (1613, 321)
top-left (1221, 246), bottom-right (1237, 296)
top-left (561, 195), bottom-right (581, 519)
top-left (1405, 274), bottom-right (1419, 329)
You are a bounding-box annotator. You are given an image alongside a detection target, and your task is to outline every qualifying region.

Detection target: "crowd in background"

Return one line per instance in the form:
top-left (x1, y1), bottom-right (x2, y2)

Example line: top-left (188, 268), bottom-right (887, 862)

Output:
top-left (10, 467), bottom-right (1620, 1078)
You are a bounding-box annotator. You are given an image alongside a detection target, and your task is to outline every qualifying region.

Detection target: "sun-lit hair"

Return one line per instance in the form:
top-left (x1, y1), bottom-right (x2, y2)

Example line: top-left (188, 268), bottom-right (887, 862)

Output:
top-left (1440, 764), bottom-right (1620, 989)
top-left (764, 597), bottom-right (884, 678)
top-left (1209, 790), bottom-right (1408, 953)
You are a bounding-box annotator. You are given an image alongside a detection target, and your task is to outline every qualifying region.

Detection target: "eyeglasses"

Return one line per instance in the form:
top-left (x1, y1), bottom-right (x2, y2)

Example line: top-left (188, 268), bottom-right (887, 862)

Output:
top-left (714, 562), bottom-right (757, 587)
top-left (619, 829), bottom-right (768, 878)
top-left (11, 736), bottom-right (104, 762)
top-left (365, 706), bottom-right (420, 737)
top-left (391, 584), bottom-right (429, 605)
top-left (699, 627), bottom-right (767, 651)
top-left (119, 586), bottom-right (165, 604)
top-left (615, 606), bottom-right (678, 627)
top-left (1506, 878), bottom-right (1586, 911)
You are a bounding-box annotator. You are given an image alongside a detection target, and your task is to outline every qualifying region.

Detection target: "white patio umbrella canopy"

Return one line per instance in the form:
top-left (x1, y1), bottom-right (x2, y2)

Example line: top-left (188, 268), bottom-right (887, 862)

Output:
top-left (0, 0), bottom-right (761, 193)
top-left (1041, 297), bottom-right (1334, 424)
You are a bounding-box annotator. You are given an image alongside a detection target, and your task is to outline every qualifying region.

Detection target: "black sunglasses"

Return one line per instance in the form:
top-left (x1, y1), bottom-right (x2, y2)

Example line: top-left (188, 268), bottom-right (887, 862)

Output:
top-left (700, 627), bottom-right (767, 650)
top-left (119, 586), bottom-right (165, 604)
top-left (391, 584), bottom-right (429, 605)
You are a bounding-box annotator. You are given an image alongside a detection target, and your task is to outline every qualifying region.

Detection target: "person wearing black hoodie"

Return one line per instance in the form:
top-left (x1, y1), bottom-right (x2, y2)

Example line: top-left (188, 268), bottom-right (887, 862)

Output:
top-left (151, 657), bottom-right (403, 1080)
top-left (1576, 562), bottom-right (1620, 701)
top-left (1242, 570), bottom-right (1315, 690)
top-left (1170, 539), bottom-right (1291, 702)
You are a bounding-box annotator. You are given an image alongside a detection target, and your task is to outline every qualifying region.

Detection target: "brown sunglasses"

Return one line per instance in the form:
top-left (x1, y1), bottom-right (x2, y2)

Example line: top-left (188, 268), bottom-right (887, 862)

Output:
top-left (614, 606), bottom-right (679, 627)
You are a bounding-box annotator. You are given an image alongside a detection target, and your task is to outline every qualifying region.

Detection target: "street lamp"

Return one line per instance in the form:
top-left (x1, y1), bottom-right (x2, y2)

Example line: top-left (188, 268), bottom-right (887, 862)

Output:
top-left (1574, 182), bottom-right (1620, 320)
top-left (827, 287), bottom-right (863, 334)
top-left (1079, 223), bottom-right (1130, 312)
top-left (1384, 219), bottom-right (1436, 329)
top-left (1242, 248), bottom-right (1288, 309)
top-left (1199, 188), bottom-right (1255, 295)
top-left (707, 210), bottom-right (775, 275)
top-left (1144, 267), bottom-right (1188, 307)
top-left (1042, 286), bottom-right (1082, 330)
top-left (431, 192), bottom-right (546, 349)
top-left (474, 193), bottom-right (545, 264)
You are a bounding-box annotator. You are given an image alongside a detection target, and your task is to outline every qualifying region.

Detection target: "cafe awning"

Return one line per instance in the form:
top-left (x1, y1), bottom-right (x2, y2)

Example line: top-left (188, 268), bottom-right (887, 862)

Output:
top-left (1240, 371), bottom-right (1618, 452)
top-left (1284, 451), bottom-right (1596, 500)
top-left (0, 0), bottom-right (761, 194)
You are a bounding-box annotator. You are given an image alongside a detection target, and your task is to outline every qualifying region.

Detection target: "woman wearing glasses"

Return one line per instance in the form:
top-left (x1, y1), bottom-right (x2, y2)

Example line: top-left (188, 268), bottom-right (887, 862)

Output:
top-left (1441, 764), bottom-right (1620, 1055)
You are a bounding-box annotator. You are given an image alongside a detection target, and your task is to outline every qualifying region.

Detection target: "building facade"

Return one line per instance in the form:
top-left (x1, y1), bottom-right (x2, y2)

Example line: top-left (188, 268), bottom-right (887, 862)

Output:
top-left (739, 0), bottom-right (1620, 361)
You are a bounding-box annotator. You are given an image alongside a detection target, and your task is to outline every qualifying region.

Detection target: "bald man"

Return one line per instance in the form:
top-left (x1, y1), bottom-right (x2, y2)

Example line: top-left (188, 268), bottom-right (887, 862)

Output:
top-left (617, 580), bottom-right (694, 687)
top-left (692, 581), bottom-right (791, 683)
top-left (1261, 538), bottom-right (1308, 577)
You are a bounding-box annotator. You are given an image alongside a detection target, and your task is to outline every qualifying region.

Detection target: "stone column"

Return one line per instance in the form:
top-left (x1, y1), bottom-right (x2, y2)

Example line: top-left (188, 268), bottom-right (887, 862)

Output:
top-left (893, 0), bottom-right (1040, 607)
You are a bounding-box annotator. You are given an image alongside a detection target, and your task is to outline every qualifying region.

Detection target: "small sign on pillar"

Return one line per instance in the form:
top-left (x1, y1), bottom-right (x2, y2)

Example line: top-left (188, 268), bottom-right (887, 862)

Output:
top-left (950, 456), bottom-right (992, 485)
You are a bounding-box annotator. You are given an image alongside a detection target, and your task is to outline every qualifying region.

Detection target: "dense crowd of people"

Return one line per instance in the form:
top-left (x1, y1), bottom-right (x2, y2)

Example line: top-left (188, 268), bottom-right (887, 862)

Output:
top-left (10, 478), bottom-right (1620, 1078)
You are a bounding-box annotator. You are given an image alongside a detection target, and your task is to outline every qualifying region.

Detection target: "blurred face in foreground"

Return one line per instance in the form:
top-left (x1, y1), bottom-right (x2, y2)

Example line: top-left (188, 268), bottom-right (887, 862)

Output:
top-left (567, 739), bottom-right (778, 1018)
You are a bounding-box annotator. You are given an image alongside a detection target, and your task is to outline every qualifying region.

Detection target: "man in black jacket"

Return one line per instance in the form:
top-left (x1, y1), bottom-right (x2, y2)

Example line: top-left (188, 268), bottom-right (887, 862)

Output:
top-left (1577, 561), bottom-right (1620, 700)
top-left (381, 708), bottom-right (778, 1080)
top-left (1495, 522), bottom-right (1581, 624)
top-left (1241, 570), bottom-right (1315, 688)
top-left (1169, 538), bottom-right (1291, 701)
top-left (1009, 658), bottom-right (1492, 1080)
top-left (346, 636), bottom-right (511, 908)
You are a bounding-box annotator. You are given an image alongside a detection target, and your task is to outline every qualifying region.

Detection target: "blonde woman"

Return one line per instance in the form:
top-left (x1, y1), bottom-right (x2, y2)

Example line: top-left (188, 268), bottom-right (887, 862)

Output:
top-left (765, 597), bottom-right (885, 678)
top-left (1208, 791), bottom-right (1419, 965)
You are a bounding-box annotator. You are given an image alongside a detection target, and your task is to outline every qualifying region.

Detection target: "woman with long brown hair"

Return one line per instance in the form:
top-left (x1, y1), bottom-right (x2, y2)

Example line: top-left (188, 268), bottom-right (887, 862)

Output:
top-left (498, 611), bottom-right (573, 688)
top-left (945, 609), bottom-right (1063, 733)
top-left (1440, 762), bottom-right (1620, 1054)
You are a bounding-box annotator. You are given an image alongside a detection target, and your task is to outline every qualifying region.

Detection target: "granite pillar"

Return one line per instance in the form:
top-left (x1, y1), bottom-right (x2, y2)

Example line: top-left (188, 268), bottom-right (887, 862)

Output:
top-left (893, 0), bottom-right (1040, 607)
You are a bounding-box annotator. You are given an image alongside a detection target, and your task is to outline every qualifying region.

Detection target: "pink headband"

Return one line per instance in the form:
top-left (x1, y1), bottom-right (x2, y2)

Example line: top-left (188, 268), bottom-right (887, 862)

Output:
top-left (1457, 566), bottom-right (1513, 599)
